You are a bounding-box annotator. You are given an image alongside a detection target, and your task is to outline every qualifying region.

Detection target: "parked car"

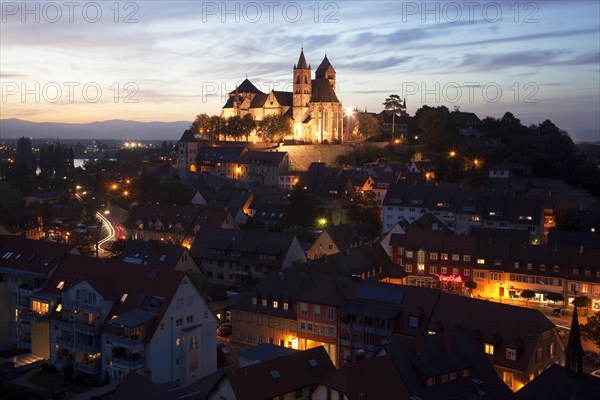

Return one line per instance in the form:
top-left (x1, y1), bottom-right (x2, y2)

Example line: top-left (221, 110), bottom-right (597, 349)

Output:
top-left (584, 350), bottom-right (600, 365)
top-left (591, 370), bottom-right (600, 378)
top-left (217, 323), bottom-right (232, 337)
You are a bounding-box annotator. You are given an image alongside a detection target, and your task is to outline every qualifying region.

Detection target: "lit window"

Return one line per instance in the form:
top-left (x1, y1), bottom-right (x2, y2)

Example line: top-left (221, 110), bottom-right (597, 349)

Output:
top-left (56, 304), bottom-right (62, 312)
top-left (484, 343), bottom-right (494, 355)
top-left (430, 253), bottom-right (438, 260)
top-left (57, 281), bottom-right (65, 290)
top-left (452, 254), bottom-right (460, 261)
top-left (464, 255), bottom-right (471, 262)
top-left (120, 293), bottom-right (128, 302)
top-left (477, 259), bottom-right (485, 264)
top-left (405, 251), bottom-right (413, 259)
top-left (273, 300), bottom-right (278, 309)
top-left (176, 338), bottom-right (181, 346)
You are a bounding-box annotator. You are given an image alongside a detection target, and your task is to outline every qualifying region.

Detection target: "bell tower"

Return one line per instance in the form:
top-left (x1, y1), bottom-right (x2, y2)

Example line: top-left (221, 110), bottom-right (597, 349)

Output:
top-left (293, 48), bottom-right (311, 140)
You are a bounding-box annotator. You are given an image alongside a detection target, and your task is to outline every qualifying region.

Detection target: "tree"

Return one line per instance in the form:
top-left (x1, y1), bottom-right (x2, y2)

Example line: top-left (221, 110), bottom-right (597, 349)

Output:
top-left (465, 280), bottom-right (477, 291)
top-left (257, 114), bottom-right (291, 143)
top-left (189, 271), bottom-right (210, 298)
top-left (105, 239), bottom-right (128, 259)
top-left (286, 184), bottom-right (316, 227)
top-left (225, 116), bottom-right (244, 141)
top-left (348, 190), bottom-right (381, 231)
top-left (572, 296), bottom-right (592, 309)
top-left (354, 112), bottom-right (381, 139)
top-left (240, 114), bottom-right (257, 142)
top-left (208, 115), bottom-right (225, 141)
top-left (520, 289), bottom-right (536, 307)
top-left (546, 292), bottom-right (565, 304)
top-left (581, 312), bottom-right (600, 349)
top-left (383, 94), bottom-right (403, 141)
top-left (555, 208), bottom-right (583, 231)
top-left (415, 105), bottom-right (461, 153)
top-left (191, 113), bottom-right (211, 138)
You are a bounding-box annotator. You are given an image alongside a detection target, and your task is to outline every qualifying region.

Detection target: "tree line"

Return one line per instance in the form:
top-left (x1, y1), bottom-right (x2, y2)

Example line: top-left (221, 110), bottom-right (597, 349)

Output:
top-left (190, 113), bottom-right (292, 143)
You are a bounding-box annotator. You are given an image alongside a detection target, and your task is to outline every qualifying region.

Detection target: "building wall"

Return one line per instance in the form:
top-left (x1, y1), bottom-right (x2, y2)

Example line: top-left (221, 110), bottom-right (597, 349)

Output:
top-left (306, 232), bottom-right (339, 260)
top-left (231, 309), bottom-right (300, 350)
top-left (145, 277), bottom-right (217, 385)
top-left (297, 301), bottom-right (338, 365)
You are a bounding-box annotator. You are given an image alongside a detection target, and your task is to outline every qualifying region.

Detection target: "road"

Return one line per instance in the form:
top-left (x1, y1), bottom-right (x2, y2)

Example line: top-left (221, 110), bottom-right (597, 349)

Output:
top-left (95, 211), bottom-right (125, 256)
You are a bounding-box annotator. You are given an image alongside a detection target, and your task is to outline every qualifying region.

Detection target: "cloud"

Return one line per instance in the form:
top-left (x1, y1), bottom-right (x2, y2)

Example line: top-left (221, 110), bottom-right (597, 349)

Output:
top-left (457, 50), bottom-right (599, 71)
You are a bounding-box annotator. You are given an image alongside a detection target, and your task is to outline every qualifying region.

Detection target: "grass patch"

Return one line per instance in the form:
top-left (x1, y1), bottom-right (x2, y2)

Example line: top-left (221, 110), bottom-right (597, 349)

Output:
top-left (29, 370), bottom-right (89, 397)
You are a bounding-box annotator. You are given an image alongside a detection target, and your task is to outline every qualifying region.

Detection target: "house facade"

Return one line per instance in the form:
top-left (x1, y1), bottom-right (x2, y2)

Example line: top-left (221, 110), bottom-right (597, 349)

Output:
top-left (30, 255), bottom-right (217, 385)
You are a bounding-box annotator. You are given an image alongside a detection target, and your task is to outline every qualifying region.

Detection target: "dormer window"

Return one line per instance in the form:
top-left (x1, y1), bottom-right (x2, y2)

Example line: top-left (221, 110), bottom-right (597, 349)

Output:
top-left (554, 265), bottom-right (560, 272)
top-left (573, 268), bottom-right (579, 276)
top-left (527, 263), bottom-right (533, 270)
top-left (514, 262), bottom-right (519, 269)
top-left (408, 315), bottom-right (420, 328)
top-left (506, 348), bottom-right (517, 361)
top-left (57, 281), bottom-right (65, 290)
top-left (484, 343), bottom-right (495, 355)
top-left (477, 259), bottom-right (485, 264)
top-left (405, 251), bottom-right (414, 259)
top-left (262, 299), bottom-right (268, 307)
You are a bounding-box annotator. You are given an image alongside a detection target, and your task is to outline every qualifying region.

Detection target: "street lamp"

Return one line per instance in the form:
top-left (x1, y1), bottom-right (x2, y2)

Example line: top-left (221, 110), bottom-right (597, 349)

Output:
top-left (449, 150), bottom-right (456, 158)
top-left (342, 108), bottom-right (353, 143)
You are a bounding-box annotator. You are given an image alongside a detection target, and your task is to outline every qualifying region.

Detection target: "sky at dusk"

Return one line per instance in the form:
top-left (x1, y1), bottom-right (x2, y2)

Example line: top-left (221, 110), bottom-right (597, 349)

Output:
top-left (1, 0), bottom-right (599, 142)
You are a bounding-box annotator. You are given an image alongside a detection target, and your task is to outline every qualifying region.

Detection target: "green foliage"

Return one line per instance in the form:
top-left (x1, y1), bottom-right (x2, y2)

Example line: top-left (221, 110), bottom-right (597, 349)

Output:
top-left (383, 94), bottom-right (405, 138)
top-left (354, 112), bottom-right (382, 139)
top-left (241, 114), bottom-right (257, 142)
top-left (286, 184), bottom-right (317, 227)
top-left (257, 114), bottom-right (291, 143)
top-left (572, 296), bottom-right (592, 309)
top-left (581, 312), bottom-right (600, 349)
top-left (415, 105), bottom-right (462, 153)
top-left (225, 115), bottom-right (245, 141)
top-left (546, 292), bottom-right (565, 303)
top-left (465, 280), bottom-right (477, 290)
top-left (189, 271), bottom-right (210, 298)
top-left (348, 190), bottom-right (381, 231)
top-left (520, 289), bottom-right (536, 301)
top-left (335, 143), bottom-right (387, 167)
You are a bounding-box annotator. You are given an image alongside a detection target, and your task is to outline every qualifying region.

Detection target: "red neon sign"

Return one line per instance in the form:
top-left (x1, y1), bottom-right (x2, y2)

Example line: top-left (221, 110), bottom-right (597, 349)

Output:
top-left (433, 273), bottom-right (463, 283)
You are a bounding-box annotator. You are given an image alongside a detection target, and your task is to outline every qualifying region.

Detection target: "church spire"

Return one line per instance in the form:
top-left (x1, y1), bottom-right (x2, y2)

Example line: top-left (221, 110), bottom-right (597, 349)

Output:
top-left (296, 48), bottom-right (309, 70)
top-left (565, 306), bottom-right (585, 376)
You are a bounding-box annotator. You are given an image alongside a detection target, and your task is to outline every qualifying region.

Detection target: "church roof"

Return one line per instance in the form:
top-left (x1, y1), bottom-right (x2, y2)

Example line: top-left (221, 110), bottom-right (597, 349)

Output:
top-left (311, 78), bottom-right (339, 103)
top-left (272, 91), bottom-right (293, 107)
top-left (250, 92), bottom-right (269, 108)
top-left (179, 129), bottom-right (196, 142)
top-left (295, 48), bottom-right (309, 69)
top-left (315, 55), bottom-right (334, 78)
top-left (565, 306), bottom-right (585, 358)
top-left (229, 78), bottom-right (263, 95)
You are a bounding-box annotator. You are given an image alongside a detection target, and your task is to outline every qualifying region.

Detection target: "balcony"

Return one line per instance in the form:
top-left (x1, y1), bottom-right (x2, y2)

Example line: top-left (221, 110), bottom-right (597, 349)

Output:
top-left (55, 319), bottom-right (98, 335)
top-left (18, 286), bottom-right (33, 297)
top-left (111, 336), bottom-right (144, 353)
top-left (112, 356), bottom-right (144, 370)
top-left (62, 298), bottom-right (100, 315)
top-left (16, 339), bottom-right (31, 350)
top-left (75, 361), bottom-right (100, 375)
top-left (56, 337), bottom-right (100, 354)
top-left (17, 320), bottom-right (32, 332)
top-left (19, 310), bottom-right (49, 322)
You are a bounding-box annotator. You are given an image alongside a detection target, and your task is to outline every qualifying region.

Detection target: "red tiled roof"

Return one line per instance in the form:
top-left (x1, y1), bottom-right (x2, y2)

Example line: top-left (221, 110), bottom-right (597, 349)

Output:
top-left (222, 346), bottom-right (335, 400)
top-left (43, 254), bottom-right (186, 341)
top-left (0, 235), bottom-right (77, 276)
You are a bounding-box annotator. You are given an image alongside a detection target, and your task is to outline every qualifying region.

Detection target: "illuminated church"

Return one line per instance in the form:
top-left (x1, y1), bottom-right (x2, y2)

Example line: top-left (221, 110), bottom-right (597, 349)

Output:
top-left (221, 49), bottom-right (343, 143)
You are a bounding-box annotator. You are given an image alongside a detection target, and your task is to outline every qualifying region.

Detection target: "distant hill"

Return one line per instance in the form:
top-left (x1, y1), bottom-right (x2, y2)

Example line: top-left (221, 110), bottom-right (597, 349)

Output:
top-left (0, 118), bottom-right (191, 140)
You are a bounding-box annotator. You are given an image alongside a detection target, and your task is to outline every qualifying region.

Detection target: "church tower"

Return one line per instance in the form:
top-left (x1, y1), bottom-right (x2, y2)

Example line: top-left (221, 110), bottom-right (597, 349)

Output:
top-left (293, 48), bottom-right (311, 140)
top-left (315, 54), bottom-right (336, 91)
top-left (565, 306), bottom-right (584, 376)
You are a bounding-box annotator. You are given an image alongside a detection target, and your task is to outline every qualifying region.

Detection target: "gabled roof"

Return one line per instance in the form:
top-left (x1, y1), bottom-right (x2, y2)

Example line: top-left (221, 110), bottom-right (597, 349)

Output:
top-left (381, 328), bottom-right (516, 400)
top-left (311, 78), bottom-right (339, 103)
top-left (42, 254), bottom-right (187, 342)
top-left (238, 150), bottom-right (288, 166)
top-left (319, 355), bottom-right (409, 400)
top-left (0, 235), bottom-right (77, 278)
top-left (321, 222), bottom-right (379, 251)
top-left (250, 92), bottom-right (269, 108)
top-left (178, 129), bottom-right (197, 143)
top-left (272, 91), bottom-right (293, 107)
top-left (238, 343), bottom-right (298, 365)
top-left (111, 372), bottom-right (178, 400)
top-left (0, 206), bottom-right (40, 234)
top-left (196, 146), bottom-right (247, 164)
top-left (232, 266), bottom-right (316, 319)
top-left (515, 364), bottom-right (600, 400)
top-left (428, 293), bottom-right (555, 373)
top-left (219, 346), bottom-right (335, 400)
top-left (229, 78), bottom-right (263, 95)
top-left (315, 55), bottom-right (335, 78)
top-left (307, 244), bottom-right (400, 279)
top-left (121, 240), bottom-right (187, 269)
top-left (190, 226), bottom-right (300, 268)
